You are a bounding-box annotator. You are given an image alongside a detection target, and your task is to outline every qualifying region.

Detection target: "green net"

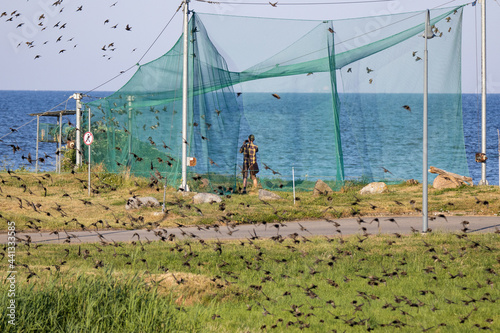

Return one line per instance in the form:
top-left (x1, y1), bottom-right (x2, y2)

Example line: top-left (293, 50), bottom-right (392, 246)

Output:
top-left (39, 123), bottom-right (73, 143)
top-left (85, 6), bottom-right (467, 193)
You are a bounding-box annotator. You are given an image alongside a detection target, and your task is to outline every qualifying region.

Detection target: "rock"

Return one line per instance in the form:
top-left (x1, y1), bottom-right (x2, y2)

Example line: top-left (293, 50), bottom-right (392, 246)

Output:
top-left (359, 182), bottom-right (388, 195)
top-left (258, 189), bottom-right (282, 201)
top-left (193, 193), bottom-right (222, 204)
top-left (125, 197), bottom-right (160, 210)
top-left (406, 179), bottom-right (419, 185)
top-left (433, 175), bottom-right (459, 189)
top-left (313, 179), bottom-right (334, 196)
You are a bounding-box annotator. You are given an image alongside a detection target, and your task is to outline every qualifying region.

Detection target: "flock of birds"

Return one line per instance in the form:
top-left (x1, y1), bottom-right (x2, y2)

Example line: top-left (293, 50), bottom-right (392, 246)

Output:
top-left (4, 182), bottom-right (499, 331)
top-left (2, 0), bottom-right (136, 61)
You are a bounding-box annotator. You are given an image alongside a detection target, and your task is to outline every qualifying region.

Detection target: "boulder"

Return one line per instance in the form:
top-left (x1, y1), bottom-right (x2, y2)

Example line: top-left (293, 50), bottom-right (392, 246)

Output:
top-left (359, 182), bottom-right (388, 195)
top-left (312, 179), bottom-right (334, 196)
top-left (406, 179), bottom-right (419, 185)
top-left (125, 197), bottom-right (160, 210)
top-left (433, 175), bottom-right (459, 189)
top-left (258, 189), bottom-right (282, 201)
top-left (193, 193), bottom-right (222, 204)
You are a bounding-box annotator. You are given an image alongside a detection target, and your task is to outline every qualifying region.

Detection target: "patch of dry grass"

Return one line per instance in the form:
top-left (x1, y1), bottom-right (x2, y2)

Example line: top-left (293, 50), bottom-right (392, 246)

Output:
top-left (1, 171), bottom-right (499, 232)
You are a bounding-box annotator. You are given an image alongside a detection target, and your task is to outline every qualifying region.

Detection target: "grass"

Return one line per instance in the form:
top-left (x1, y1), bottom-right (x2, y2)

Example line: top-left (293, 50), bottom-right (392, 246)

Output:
top-left (0, 171), bottom-right (499, 232)
top-left (1, 232), bottom-right (499, 332)
top-left (1, 171), bottom-right (499, 331)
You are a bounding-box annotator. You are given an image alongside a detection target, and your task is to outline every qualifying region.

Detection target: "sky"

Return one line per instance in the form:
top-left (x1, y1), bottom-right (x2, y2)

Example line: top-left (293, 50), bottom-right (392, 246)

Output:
top-left (0, 0), bottom-right (499, 93)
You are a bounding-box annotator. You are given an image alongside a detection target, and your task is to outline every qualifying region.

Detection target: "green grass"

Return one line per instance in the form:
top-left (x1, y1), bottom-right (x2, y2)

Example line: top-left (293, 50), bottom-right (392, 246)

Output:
top-left (1, 232), bottom-right (498, 332)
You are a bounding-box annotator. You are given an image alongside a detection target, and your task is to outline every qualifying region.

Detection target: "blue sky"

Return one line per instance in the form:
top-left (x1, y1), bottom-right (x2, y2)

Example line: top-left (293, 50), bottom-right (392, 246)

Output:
top-left (0, 0), bottom-right (499, 93)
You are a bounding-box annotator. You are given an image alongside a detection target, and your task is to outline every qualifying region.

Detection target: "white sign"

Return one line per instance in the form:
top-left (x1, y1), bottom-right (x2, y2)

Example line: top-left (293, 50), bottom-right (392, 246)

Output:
top-left (83, 132), bottom-right (94, 146)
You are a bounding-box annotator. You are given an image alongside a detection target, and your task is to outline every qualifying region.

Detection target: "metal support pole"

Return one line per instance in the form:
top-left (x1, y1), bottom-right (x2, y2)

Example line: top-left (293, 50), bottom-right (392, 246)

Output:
top-left (292, 167), bottom-right (296, 205)
top-left (74, 93), bottom-right (82, 167)
top-left (88, 107), bottom-right (91, 196)
top-left (127, 96), bottom-right (133, 158)
top-left (58, 112), bottom-right (62, 174)
top-left (422, 10), bottom-right (434, 233)
top-left (181, 0), bottom-right (190, 191)
top-left (35, 115), bottom-right (39, 173)
top-left (479, 0), bottom-right (488, 185)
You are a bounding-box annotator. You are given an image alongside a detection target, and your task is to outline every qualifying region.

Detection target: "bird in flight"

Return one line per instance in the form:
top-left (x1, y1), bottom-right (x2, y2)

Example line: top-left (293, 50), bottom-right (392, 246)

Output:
top-left (381, 167), bottom-right (393, 175)
top-left (402, 105), bottom-right (411, 112)
top-left (269, 2), bottom-right (278, 7)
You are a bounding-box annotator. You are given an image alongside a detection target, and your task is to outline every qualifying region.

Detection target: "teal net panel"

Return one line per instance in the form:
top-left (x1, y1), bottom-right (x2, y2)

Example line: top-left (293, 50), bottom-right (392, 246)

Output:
top-left (39, 123), bottom-right (73, 143)
top-left (85, 6), bottom-right (468, 192)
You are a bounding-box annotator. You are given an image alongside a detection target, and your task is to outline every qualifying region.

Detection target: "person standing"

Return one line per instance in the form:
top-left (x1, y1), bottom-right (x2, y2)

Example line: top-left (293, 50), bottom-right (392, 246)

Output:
top-left (240, 134), bottom-right (259, 194)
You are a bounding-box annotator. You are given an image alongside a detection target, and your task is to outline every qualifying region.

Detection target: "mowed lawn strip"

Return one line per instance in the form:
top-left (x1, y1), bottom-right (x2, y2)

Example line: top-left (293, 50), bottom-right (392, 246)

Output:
top-left (1, 232), bottom-right (498, 332)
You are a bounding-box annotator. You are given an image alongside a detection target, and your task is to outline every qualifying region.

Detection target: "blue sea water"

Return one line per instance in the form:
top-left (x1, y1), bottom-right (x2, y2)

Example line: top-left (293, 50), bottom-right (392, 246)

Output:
top-left (0, 90), bottom-right (499, 185)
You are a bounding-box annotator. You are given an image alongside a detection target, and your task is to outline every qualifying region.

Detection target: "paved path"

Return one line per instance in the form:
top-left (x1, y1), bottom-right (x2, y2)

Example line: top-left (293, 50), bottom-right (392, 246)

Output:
top-left (2, 216), bottom-right (499, 245)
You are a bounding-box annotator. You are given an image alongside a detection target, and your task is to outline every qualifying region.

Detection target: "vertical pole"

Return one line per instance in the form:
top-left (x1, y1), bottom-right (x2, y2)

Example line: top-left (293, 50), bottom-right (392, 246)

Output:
top-left (58, 112), bottom-right (62, 174)
top-left (497, 129), bottom-right (499, 186)
top-left (422, 10), bottom-right (433, 233)
top-left (36, 115), bottom-right (40, 173)
top-left (88, 107), bottom-right (91, 196)
top-left (74, 93), bottom-right (82, 167)
top-left (480, 0), bottom-right (488, 185)
top-left (181, 0), bottom-right (190, 191)
top-left (292, 167), bottom-right (296, 205)
top-left (127, 96), bottom-right (133, 157)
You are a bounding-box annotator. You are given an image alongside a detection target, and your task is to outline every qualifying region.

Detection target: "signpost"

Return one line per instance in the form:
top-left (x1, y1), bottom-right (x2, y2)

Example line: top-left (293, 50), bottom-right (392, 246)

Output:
top-left (84, 131), bottom-right (93, 196)
top-left (83, 132), bottom-right (93, 146)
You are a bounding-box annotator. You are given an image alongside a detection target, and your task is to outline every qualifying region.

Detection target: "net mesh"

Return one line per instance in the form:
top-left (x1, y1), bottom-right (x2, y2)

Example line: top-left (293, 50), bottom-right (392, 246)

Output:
top-left (84, 6), bottom-right (467, 193)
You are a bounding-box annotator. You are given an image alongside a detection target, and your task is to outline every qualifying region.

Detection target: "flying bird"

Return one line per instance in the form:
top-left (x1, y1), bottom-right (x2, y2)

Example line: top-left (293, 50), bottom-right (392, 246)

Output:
top-left (272, 93), bottom-right (281, 99)
top-left (381, 167), bottom-right (393, 175)
top-left (402, 105), bottom-right (411, 112)
top-left (269, 1), bottom-right (278, 7)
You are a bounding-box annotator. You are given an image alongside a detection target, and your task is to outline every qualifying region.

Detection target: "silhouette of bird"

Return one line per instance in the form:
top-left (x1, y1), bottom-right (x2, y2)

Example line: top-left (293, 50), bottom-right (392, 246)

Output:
top-left (381, 167), bottom-right (393, 175)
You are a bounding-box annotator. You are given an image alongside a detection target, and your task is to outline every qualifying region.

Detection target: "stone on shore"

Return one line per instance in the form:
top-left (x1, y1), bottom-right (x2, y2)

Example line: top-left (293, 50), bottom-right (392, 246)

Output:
top-left (433, 175), bottom-right (459, 189)
top-left (359, 182), bottom-right (388, 195)
top-left (312, 179), bottom-right (334, 196)
top-left (258, 189), bottom-right (282, 201)
top-left (125, 197), bottom-right (160, 210)
top-left (193, 193), bottom-right (222, 204)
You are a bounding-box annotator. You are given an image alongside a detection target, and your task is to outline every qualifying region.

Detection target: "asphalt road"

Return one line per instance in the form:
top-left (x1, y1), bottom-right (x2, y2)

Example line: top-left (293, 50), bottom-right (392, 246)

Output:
top-left (2, 216), bottom-right (499, 245)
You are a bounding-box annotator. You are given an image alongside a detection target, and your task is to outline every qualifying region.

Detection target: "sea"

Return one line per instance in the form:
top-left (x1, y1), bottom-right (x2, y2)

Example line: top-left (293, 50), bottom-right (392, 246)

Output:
top-left (0, 90), bottom-right (499, 186)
